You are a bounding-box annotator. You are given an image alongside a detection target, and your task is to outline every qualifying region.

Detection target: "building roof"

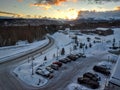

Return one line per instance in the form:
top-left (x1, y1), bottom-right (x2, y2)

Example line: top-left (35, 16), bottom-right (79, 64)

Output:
top-left (110, 56), bottom-right (120, 86)
top-left (96, 28), bottom-right (110, 31)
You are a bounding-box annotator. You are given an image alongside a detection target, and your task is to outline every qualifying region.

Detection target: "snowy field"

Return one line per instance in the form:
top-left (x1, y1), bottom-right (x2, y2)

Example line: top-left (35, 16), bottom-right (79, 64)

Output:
top-left (0, 28), bottom-right (120, 89)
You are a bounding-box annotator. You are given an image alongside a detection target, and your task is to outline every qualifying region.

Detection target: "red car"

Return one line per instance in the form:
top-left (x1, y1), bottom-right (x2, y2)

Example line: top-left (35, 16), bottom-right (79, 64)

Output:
top-left (53, 62), bottom-right (62, 67)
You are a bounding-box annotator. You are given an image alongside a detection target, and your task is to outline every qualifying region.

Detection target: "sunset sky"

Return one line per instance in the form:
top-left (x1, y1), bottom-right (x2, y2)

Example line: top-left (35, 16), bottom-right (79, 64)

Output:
top-left (0, 0), bottom-right (120, 19)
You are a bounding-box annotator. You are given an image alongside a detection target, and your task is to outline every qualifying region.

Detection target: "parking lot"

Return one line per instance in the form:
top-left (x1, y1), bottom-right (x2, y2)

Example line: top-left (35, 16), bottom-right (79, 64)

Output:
top-left (35, 52), bottom-right (111, 90)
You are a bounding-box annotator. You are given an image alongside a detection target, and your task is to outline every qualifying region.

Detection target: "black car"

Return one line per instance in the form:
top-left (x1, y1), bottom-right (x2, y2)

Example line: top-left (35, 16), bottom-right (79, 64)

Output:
top-left (59, 59), bottom-right (68, 63)
top-left (93, 65), bottom-right (111, 76)
top-left (67, 55), bottom-right (78, 61)
top-left (83, 72), bottom-right (101, 81)
top-left (77, 77), bottom-right (99, 89)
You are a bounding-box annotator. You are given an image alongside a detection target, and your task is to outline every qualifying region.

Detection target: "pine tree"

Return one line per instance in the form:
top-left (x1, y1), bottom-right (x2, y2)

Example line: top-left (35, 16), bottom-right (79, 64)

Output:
top-left (61, 48), bottom-right (65, 55)
top-left (112, 38), bottom-right (116, 47)
top-left (44, 56), bottom-right (47, 61)
top-left (89, 43), bottom-right (92, 48)
top-left (74, 45), bottom-right (77, 50)
top-left (87, 37), bottom-right (91, 42)
top-left (53, 53), bottom-right (55, 58)
top-left (85, 45), bottom-right (88, 49)
top-left (75, 36), bottom-right (78, 44)
top-left (79, 43), bottom-right (83, 49)
top-left (93, 40), bottom-right (96, 43)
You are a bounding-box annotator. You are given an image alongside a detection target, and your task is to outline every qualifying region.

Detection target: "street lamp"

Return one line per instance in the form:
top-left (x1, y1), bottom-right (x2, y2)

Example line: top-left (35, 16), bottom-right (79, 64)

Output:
top-left (31, 56), bottom-right (34, 75)
top-left (55, 42), bottom-right (59, 60)
top-left (82, 43), bottom-right (85, 54)
top-left (56, 46), bottom-right (59, 60)
top-left (119, 41), bottom-right (120, 50)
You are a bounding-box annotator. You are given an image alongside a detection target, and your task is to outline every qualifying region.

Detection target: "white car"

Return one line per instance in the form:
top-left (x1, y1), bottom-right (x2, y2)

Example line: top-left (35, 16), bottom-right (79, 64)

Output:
top-left (36, 68), bottom-right (50, 77)
top-left (46, 66), bottom-right (54, 73)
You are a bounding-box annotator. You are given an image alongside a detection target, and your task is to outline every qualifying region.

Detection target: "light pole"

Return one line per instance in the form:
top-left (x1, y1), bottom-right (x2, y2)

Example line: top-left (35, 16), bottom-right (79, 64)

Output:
top-left (108, 56), bottom-right (110, 63)
top-left (56, 46), bottom-right (59, 60)
top-left (31, 56), bottom-right (34, 75)
top-left (119, 41), bottom-right (120, 50)
top-left (55, 42), bottom-right (59, 60)
top-left (83, 45), bottom-right (85, 54)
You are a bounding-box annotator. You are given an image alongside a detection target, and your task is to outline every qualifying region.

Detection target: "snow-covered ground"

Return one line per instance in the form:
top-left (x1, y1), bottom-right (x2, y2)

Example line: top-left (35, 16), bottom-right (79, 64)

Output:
top-left (1, 28), bottom-right (120, 89)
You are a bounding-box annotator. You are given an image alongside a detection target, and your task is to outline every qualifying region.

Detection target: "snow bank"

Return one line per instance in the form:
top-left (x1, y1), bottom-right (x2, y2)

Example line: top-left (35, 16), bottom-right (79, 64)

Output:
top-left (67, 83), bottom-right (91, 90)
top-left (52, 32), bottom-right (71, 47)
top-left (0, 38), bottom-right (49, 63)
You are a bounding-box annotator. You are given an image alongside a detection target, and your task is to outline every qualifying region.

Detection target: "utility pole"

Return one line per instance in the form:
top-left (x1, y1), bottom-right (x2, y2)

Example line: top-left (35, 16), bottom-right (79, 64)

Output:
top-left (31, 56), bottom-right (34, 75)
top-left (108, 56), bottom-right (110, 63)
top-left (83, 46), bottom-right (85, 54)
top-left (119, 41), bottom-right (120, 50)
top-left (57, 46), bottom-right (59, 60)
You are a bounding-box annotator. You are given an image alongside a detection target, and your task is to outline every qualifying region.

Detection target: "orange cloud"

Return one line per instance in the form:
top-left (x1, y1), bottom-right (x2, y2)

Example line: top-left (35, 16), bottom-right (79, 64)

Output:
top-left (17, 0), bottom-right (23, 2)
top-left (54, 0), bottom-right (67, 5)
top-left (30, 3), bottom-right (51, 10)
top-left (114, 6), bottom-right (120, 11)
top-left (31, 0), bottom-right (78, 9)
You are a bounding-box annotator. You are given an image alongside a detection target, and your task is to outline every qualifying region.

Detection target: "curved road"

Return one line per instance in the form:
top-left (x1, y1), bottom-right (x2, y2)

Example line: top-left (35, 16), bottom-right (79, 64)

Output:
top-left (0, 36), bottom-right (55, 90)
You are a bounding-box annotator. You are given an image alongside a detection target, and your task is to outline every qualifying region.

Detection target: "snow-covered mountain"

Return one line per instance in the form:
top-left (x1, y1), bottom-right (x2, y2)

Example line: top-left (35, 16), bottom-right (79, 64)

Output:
top-left (78, 10), bottom-right (120, 20)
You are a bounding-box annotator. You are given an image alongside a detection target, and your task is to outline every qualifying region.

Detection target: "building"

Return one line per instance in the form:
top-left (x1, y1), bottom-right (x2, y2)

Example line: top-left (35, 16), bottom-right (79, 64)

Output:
top-left (95, 28), bottom-right (114, 36)
top-left (81, 28), bottom-right (114, 36)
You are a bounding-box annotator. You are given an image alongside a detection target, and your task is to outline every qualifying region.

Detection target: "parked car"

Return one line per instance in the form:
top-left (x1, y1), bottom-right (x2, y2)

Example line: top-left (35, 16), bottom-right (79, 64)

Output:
top-left (59, 59), bottom-right (68, 63)
top-left (83, 72), bottom-right (101, 81)
top-left (36, 68), bottom-right (50, 77)
top-left (64, 58), bottom-right (72, 62)
top-left (77, 53), bottom-right (86, 58)
top-left (53, 62), bottom-right (62, 67)
top-left (98, 61), bottom-right (112, 70)
top-left (50, 64), bottom-right (59, 70)
top-left (75, 53), bottom-right (82, 58)
top-left (45, 66), bottom-right (54, 73)
top-left (93, 65), bottom-right (111, 76)
top-left (77, 77), bottom-right (99, 89)
top-left (67, 55), bottom-right (78, 61)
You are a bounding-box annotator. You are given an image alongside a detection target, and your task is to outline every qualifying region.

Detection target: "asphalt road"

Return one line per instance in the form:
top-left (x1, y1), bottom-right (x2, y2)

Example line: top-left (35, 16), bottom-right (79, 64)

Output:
top-left (0, 36), bottom-right (55, 90)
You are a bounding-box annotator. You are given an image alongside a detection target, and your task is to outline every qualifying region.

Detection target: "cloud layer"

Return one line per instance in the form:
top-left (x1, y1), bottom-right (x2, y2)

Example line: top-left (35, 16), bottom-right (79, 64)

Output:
top-left (0, 11), bottom-right (23, 17)
top-left (30, 0), bottom-right (78, 9)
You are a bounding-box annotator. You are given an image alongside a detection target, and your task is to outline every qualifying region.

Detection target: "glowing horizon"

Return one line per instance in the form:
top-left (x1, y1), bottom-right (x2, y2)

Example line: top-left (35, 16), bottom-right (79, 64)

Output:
top-left (0, 0), bottom-right (120, 20)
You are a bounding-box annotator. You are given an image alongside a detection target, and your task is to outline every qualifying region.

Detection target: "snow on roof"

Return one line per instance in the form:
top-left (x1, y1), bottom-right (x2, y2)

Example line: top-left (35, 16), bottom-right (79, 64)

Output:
top-left (110, 56), bottom-right (120, 86)
top-left (96, 28), bottom-right (109, 31)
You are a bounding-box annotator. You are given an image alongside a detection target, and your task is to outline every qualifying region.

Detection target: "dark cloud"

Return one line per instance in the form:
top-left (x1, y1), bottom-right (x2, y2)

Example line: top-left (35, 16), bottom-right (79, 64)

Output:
top-left (0, 11), bottom-right (23, 17)
top-left (0, 11), bottom-right (19, 16)
top-left (87, 0), bottom-right (120, 3)
top-left (34, 0), bottom-right (67, 5)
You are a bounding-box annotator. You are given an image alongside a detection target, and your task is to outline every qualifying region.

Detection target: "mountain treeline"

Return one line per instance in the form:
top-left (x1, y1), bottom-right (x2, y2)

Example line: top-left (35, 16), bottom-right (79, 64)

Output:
top-left (0, 25), bottom-right (58, 47)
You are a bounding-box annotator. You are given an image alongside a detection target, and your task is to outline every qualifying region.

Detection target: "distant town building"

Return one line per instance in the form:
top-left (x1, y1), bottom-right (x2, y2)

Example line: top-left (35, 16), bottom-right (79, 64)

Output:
top-left (81, 28), bottom-right (114, 36)
top-left (95, 28), bottom-right (114, 36)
